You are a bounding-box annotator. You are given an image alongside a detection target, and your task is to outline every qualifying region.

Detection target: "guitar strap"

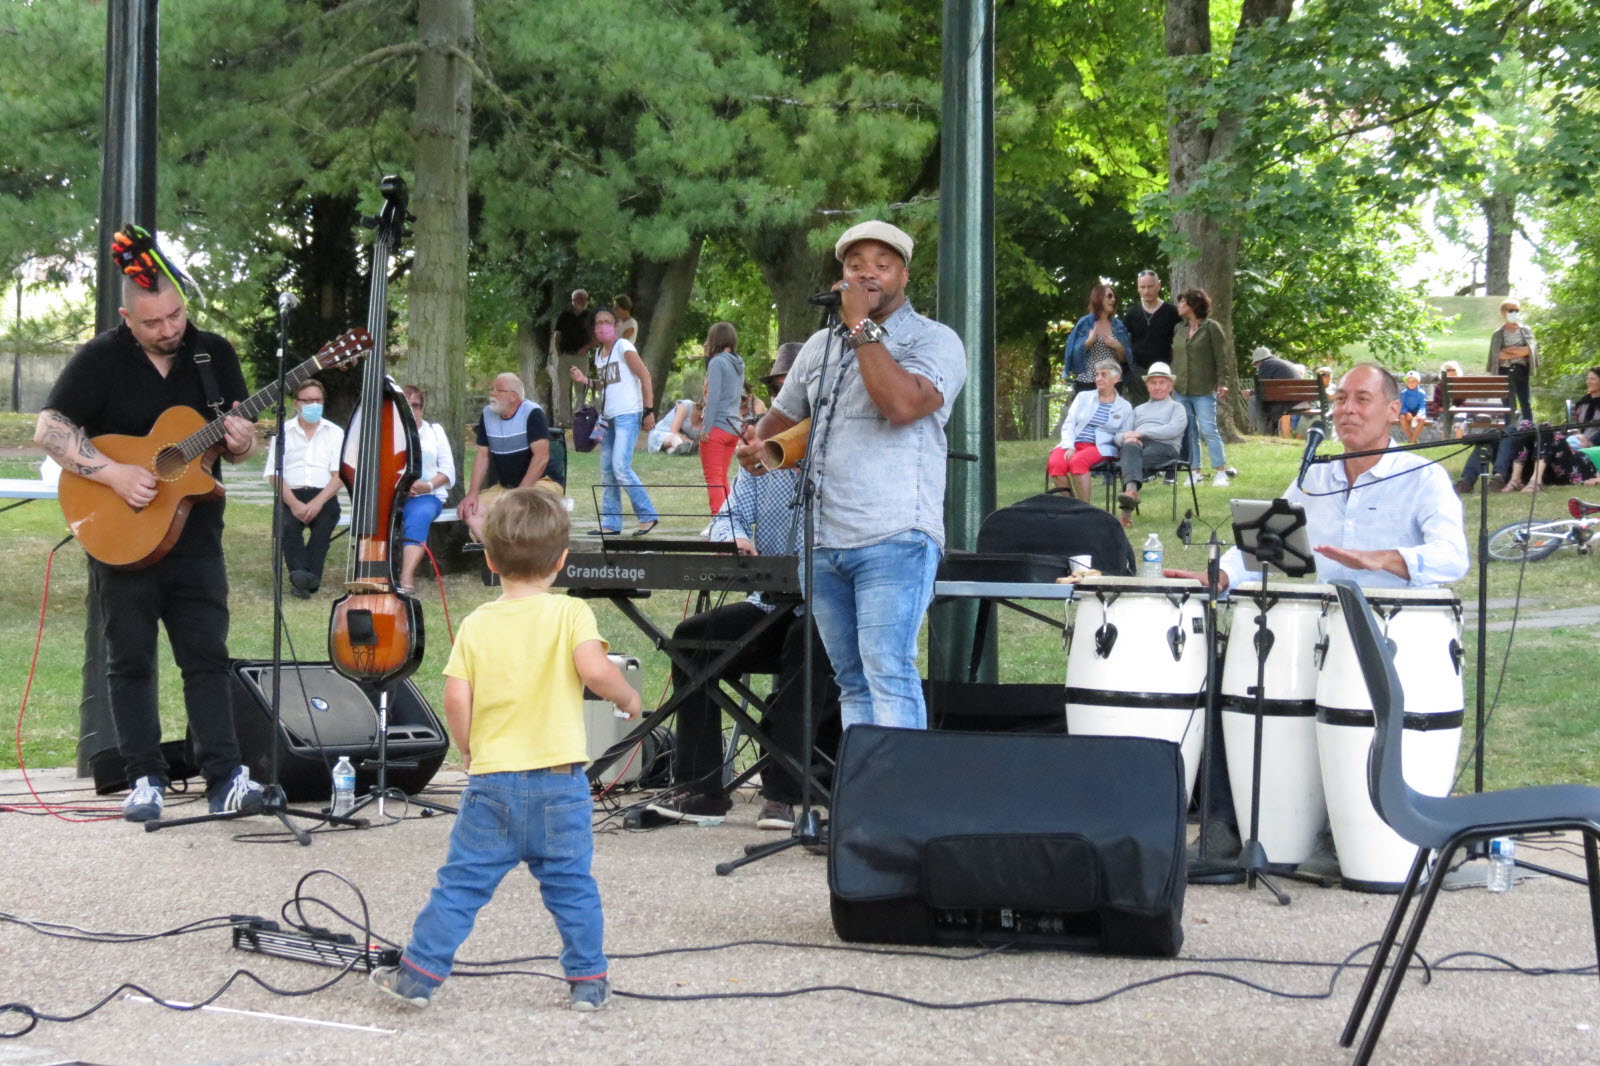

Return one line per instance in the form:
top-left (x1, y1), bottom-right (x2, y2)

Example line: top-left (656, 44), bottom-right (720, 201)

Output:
top-left (190, 341), bottom-right (227, 421)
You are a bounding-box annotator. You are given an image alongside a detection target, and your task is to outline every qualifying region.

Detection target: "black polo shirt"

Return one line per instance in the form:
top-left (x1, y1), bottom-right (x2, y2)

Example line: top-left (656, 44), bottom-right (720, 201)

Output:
top-left (46, 322), bottom-right (249, 558)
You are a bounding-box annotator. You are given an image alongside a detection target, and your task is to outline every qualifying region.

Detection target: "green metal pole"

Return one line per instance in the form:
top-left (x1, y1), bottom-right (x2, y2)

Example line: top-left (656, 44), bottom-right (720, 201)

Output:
top-left (930, 0), bottom-right (996, 685)
top-left (81, 0), bottom-right (159, 776)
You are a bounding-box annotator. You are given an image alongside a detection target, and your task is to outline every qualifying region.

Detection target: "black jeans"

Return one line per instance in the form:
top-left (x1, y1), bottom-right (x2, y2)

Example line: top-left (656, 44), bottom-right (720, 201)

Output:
top-left (668, 601), bottom-right (839, 802)
top-left (93, 553), bottom-right (241, 789)
top-left (1118, 439), bottom-right (1182, 490)
top-left (277, 486), bottom-right (341, 589)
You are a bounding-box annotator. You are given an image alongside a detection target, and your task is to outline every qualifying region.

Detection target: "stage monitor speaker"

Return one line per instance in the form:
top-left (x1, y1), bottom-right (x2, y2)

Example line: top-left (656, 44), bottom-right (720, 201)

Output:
top-left (829, 726), bottom-right (1186, 957)
top-left (226, 661), bottom-right (448, 803)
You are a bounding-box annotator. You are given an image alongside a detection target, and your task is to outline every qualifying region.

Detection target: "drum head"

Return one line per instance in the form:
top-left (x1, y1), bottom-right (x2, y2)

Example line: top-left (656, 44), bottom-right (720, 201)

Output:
top-left (1231, 581), bottom-right (1332, 602)
top-left (1075, 576), bottom-right (1204, 593)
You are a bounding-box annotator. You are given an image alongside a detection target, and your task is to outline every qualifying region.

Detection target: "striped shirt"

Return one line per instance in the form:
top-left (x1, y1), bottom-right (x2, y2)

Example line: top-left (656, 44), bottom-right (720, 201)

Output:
top-left (1075, 401), bottom-right (1115, 443)
top-left (708, 467), bottom-right (802, 612)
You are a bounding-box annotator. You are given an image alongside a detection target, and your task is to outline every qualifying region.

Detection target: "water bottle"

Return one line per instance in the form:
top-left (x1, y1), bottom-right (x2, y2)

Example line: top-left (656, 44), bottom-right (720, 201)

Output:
top-left (331, 756), bottom-right (356, 816)
top-left (1486, 836), bottom-right (1515, 893)
top-left (1140, 533), bottom-right (1164, 579)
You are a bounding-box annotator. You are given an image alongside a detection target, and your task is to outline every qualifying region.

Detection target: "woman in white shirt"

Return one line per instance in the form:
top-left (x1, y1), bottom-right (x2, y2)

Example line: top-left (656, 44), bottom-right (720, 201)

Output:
top-left (398, 384), bottom-right (457, 592)
top-left (569, 307), bottom-right (659, 535)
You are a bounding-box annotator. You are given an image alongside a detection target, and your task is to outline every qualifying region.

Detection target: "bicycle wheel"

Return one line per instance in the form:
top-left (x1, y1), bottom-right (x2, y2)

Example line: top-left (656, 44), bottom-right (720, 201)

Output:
top-left (1486, 520), bottom-right (1567, 562)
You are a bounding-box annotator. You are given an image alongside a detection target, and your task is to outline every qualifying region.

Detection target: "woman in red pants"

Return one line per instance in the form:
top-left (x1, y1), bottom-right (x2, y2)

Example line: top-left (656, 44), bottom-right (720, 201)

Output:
top-left (699, 321), bottom-right (745, 513)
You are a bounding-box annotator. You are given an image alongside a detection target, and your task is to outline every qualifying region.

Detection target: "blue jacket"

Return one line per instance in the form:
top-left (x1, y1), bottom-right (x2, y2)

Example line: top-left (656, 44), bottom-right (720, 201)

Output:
top-left (1063, 314), bottom-right (1132, 380)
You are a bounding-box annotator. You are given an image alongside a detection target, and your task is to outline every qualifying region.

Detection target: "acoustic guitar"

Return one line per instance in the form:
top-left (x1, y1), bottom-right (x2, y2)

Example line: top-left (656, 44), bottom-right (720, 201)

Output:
top-left (58, 328), bottom-right (372, 570)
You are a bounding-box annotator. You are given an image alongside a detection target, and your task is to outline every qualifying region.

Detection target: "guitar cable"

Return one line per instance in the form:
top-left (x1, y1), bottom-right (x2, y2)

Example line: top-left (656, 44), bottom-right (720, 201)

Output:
top-left (5, 535), bottom-right (123, 823)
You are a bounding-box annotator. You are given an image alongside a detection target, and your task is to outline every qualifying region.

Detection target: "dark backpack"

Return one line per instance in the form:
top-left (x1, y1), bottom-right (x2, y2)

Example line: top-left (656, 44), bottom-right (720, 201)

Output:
top-left (976, 489), bottom-right (1136, 576)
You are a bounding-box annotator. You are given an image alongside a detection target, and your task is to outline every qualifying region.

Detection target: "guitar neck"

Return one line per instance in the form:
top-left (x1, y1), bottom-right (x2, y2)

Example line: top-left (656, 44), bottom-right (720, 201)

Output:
top-left (177, 356), bottom-right (327, 460)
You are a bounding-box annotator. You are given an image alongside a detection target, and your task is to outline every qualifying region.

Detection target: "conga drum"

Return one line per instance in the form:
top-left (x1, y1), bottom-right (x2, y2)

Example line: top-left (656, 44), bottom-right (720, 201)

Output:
top-left (1316, 588), bottom-right (1464, 892)
top-left (1220, 582), bottom-right (1331, 867)
top-left (1066, 577), bottom-right (1208, 801)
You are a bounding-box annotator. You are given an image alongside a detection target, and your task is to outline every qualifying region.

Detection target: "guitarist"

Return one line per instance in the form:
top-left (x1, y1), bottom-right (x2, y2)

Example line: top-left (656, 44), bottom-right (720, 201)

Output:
top-left (34, 270), bottom-right (266, 823)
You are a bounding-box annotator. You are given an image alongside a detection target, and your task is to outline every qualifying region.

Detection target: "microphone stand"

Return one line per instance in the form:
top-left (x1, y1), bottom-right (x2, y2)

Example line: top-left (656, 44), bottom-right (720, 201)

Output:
top-left (717, 302), bottom-right (845, 874)
top-left (148, 295), bottom-right (364, 841)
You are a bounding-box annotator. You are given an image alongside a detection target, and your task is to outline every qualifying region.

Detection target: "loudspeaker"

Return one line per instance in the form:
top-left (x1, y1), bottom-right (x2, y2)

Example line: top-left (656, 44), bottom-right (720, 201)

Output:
top-left (226, 661), bottom-right (448, 803)
top-left (828, 726), bottom-right (1186, 957)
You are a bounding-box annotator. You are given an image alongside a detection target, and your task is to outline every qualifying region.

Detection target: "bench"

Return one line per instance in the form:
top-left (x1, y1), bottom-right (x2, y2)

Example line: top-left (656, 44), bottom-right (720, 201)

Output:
top-left (1256, 377), bottom-right (1328, 436)
top-left (1439, 375), bottom-right (1512, 435)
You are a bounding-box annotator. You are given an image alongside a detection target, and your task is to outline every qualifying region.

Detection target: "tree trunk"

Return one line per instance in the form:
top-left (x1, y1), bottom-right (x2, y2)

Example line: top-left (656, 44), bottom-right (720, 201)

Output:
top-left (409, 0), bottom-right (473, 493)
top-left (628, 240), bottom-right (703, 400)
top-left (516, 308), bottom-right (550, 410)
top-left (1482, 186), bottom-right (1516, 296)
top-left (1165, 0), bottom-right (1293, 443)
top-left (746, 225), bottom-right (838, 346)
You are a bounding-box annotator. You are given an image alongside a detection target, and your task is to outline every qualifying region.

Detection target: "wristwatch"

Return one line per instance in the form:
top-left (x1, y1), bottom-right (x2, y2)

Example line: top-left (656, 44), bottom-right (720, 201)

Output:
top-left (845, 319), bottom-right (887, 350)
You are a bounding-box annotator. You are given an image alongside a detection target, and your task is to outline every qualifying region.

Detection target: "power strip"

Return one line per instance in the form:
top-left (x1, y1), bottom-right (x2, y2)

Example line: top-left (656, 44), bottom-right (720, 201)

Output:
top-left (231, 918), bottom-right (400, 972)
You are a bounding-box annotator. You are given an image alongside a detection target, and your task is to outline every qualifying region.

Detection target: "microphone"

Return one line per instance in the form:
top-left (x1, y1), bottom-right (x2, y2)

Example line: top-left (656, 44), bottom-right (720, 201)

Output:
top-left (807, 290), bottom-right (842, 307)
top-left (277, 291), bottom-right (300, 314)
top-left (1296, 420), bottom-right (1327, 489)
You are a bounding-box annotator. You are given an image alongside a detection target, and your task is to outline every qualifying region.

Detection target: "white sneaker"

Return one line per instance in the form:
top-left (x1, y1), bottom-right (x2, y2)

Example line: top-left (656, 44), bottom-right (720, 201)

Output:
top-left (1211, 471), bottom-right (1231, 488)
top-left (1187, 471), bottom-right (1205, 486)
top-left (122, 776), bottom-right (165, 823)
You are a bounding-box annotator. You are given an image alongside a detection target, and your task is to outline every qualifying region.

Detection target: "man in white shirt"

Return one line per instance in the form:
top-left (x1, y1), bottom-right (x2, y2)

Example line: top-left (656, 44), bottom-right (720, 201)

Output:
top-left (1194, 362), bottom-right (1468, 593)
top-left (263, 378), bottom-right (345, 598)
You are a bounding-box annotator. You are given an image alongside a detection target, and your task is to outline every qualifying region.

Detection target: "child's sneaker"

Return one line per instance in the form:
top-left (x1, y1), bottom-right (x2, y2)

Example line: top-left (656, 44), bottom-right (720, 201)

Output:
top-left (569, 977), bottom-right (611, 1012)
top-left (371, 965), bottom-right (433, 1009)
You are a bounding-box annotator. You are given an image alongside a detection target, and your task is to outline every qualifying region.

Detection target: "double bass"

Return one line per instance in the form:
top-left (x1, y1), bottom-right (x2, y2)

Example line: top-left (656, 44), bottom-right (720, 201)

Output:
top-left (328, 176), bottom-right (424, 686)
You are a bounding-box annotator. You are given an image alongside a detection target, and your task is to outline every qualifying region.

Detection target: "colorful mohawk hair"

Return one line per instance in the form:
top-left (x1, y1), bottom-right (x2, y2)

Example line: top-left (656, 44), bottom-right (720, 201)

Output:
top-left (110, 223), bottom-right (189, 293)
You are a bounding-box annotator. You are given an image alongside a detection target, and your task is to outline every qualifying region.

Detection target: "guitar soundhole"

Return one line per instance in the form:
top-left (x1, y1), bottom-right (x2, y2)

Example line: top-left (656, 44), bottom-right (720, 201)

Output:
top-left (153, 444), bottom-right (187, 481)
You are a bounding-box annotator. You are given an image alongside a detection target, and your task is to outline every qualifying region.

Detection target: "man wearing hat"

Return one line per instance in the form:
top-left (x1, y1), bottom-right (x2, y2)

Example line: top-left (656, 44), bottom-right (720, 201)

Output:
top-left (1249, 345), bottom-right (1305, 436)
top-left (736, 220), bottom-right (968, 733)
top-left (648, 344), bottom-right (841, 827)
top-left (1114, 362), bottom-right (1189, 527)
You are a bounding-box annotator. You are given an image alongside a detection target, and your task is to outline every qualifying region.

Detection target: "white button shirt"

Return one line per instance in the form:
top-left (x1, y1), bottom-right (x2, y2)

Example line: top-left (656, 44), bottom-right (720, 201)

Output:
top-left (1220, 449), bottom-right (1468, 592)
top-left (263, 418), bottom-right (345, 490)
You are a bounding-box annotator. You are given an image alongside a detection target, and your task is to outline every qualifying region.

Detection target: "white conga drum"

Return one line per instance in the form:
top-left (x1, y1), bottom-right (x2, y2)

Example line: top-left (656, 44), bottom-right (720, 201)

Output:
top-left (1066, 577), bottom-right (1208, 801)
top-left (1220, 582), bottom-right (1331, 867)
top-left (1316, 588), bottom-right (1464, 892)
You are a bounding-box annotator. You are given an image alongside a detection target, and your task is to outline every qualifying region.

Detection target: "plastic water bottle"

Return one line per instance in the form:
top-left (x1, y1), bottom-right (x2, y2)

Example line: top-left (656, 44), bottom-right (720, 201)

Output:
top-left (331, 756), bottom-right (356, 816)
top-left (1486, 836), bottom-right (1515, 893)
top-left (1140, 533), bottom-right (1164, 579)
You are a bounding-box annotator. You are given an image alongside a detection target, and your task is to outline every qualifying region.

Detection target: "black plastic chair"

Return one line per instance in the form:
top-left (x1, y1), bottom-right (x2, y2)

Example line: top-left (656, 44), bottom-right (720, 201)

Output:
top-left (1331, 580), bottom-right (1600, 1066)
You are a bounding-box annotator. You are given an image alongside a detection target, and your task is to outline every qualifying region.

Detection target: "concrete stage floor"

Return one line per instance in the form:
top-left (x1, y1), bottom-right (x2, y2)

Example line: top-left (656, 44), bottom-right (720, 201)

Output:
top-left (1, 765), bottom-right (1597, 1066)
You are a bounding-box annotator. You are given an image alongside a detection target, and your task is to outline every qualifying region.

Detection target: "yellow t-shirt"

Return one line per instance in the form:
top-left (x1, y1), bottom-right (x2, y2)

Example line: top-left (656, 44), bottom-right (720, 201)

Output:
top-left (442, 593), bottom-right (606, 774)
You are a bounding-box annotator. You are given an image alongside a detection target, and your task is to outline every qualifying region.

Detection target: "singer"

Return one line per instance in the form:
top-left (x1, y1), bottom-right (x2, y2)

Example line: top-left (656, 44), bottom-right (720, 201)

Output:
top-left (1193, 363), bottom-right (1468, 593)
top-left (734, 220), bottom-right (967, 732)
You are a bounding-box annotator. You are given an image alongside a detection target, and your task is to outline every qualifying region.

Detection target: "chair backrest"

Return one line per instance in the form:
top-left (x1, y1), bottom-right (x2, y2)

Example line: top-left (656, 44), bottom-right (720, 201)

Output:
top-left (1331, 580), bottom-right (1445, 849)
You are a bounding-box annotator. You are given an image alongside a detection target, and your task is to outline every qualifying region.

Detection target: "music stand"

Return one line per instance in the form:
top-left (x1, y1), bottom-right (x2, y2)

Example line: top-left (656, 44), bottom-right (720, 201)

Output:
top-left (1189, 498), bottom-right (1317, 902)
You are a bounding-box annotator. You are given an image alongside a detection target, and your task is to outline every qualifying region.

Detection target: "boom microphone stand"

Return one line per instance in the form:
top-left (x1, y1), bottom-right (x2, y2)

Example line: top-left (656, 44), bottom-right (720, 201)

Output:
top-left (717, 303), bottom-right (846, 875)
top-left (149, 293), bottom-right (365, 842)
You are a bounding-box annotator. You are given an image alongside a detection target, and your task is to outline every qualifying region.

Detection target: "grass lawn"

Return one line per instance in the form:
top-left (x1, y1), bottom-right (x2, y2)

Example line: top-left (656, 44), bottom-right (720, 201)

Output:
top-left (2, 417), bottom-right (1595, 796)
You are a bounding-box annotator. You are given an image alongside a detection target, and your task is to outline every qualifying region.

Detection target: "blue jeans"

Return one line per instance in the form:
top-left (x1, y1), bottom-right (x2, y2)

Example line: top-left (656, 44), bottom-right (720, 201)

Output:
top-left (598, 413), bottom-right (657, 530)
top-left (400, 767), bottom-right (606, 989)
top-left (1178, 392), bottom-right (1226, 470)
top-left (401, 492), bottom-right (443, 547)
top-left (808, 530), bottom-right (941, 731)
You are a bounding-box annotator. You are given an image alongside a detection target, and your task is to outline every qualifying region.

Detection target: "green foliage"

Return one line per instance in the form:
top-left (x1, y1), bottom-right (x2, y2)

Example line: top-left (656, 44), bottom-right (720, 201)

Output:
top-left (1531, 195), bottom-right (1600, 385)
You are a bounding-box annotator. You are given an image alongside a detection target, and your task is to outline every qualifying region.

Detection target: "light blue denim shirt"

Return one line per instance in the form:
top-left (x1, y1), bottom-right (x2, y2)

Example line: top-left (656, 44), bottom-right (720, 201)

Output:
top-left (771, 300), bottom-right (968, 550)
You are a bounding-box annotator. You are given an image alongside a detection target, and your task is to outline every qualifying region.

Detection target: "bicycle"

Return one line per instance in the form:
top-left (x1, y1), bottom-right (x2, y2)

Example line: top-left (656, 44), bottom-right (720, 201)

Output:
top-left (1486, 497), bottom-right (1600, 562)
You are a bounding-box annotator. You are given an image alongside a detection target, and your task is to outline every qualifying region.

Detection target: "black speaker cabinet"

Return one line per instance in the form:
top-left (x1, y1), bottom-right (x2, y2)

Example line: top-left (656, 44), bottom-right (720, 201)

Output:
top-left (226, 661), bottom-right (448, 803)
top-left (829, 726), bottom-right (1187, 957)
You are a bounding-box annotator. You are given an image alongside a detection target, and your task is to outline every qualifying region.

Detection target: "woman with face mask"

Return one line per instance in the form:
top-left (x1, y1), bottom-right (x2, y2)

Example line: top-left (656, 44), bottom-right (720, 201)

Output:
top-left (570, 308), bottom-right (659, 535)
top-left (1487, 298), bottom-right (1537, 423)
top-left (262, 378), bottom-right (345, 597)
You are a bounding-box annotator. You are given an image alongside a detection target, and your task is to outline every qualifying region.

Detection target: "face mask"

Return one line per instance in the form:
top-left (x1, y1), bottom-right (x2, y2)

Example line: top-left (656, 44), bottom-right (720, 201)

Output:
top-left (1506, 312), bottom-right (1521, 323)
top-left (594, 322), bottom-right (617, 343)
top-left (299, 402), bottom-right (323, 424)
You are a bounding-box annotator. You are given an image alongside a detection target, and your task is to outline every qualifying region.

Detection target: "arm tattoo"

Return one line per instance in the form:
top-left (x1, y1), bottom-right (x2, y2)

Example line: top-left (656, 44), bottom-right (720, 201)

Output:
top-left (39, 409), bottom-right (108, 477)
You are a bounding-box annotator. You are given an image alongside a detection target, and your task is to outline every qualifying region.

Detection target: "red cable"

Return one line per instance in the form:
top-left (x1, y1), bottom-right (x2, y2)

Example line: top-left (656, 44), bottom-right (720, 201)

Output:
top-left (421, 544), bottom-right (454, 643)
top-left (9, 542), bottom-right (121, 822)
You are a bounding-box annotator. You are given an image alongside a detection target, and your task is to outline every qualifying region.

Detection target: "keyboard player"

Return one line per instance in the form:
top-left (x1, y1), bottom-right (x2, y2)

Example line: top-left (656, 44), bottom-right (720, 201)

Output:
top-left (647, 346), bottom-right (841, 830)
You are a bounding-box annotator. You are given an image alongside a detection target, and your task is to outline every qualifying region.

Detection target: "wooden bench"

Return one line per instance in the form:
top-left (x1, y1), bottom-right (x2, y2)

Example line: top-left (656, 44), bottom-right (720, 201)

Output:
top-left (1255, 377), bottom-right (1327, 436)
top-left (1440, 375), bottom-right (1512, 434)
